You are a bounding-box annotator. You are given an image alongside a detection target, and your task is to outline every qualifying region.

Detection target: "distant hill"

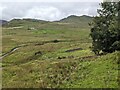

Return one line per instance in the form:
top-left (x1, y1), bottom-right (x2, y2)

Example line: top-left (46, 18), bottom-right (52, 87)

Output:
top-left (0, 20), bottom-right (8, 25)
top-left (59, 15), bottom-right (93, 24)
top-left (5, 18), bottom-right (49, 27)
top-left (3, 15), bottom-right (93, 28)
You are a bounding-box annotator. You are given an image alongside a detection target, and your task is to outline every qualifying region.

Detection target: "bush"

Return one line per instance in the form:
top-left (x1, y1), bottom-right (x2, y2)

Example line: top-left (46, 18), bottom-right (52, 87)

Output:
top-left (90, 2), bottom-right (120, 54)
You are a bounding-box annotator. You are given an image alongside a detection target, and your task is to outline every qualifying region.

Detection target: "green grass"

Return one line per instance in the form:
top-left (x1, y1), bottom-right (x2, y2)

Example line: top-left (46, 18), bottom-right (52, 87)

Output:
top-left (2, 19), bottom-right (119, 88)
top-left (2, 51), bottom-right (119, 88)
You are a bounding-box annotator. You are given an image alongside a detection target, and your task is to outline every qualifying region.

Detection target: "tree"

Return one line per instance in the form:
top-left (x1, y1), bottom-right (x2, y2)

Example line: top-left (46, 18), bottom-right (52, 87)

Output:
top-left (90, 1), bottom-right (120, 55)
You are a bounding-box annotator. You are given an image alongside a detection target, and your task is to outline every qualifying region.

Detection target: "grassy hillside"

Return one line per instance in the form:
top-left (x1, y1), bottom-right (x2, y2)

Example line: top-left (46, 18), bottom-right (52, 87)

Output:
top-left (60, 15), bottom-right (92, 23)
top-left (4, 18), bottom-right (49, 27)
top-left (1, 15), bottom-right (119, 88)
top-left (59, 15), bottom-right (93, 28)
top-left (2, 51), bottom-right (119, 88)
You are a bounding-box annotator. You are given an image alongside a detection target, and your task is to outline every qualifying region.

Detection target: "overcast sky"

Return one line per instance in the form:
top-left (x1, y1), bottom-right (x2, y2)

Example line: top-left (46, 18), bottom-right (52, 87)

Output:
top-left (0, 0), bottom-right (101, 21)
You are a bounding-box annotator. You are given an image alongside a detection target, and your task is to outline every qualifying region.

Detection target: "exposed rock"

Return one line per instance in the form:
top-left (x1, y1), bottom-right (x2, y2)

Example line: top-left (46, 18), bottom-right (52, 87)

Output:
top-left (65, 48), bottom-right (83, 52)
top-left (57, 56), bottom-right (66, 59)
top-left (35, 51), bottom-right (42, 56)
top-left (52, 40), bottom-right (59, 43)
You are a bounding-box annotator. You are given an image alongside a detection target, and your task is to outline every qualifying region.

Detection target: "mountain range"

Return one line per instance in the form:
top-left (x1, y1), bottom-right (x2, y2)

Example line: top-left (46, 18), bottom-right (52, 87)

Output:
top-left (1, 15), bottom-right (93, 27)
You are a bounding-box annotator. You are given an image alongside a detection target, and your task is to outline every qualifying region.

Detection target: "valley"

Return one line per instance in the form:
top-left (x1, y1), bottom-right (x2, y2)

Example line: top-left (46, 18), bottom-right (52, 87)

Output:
top-left (1, 15), bottom-right (119, 88)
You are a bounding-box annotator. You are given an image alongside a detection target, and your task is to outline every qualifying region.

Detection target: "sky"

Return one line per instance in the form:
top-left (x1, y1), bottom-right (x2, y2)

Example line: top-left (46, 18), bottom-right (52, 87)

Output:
top-left (0, 0), bottom-right (102, 21)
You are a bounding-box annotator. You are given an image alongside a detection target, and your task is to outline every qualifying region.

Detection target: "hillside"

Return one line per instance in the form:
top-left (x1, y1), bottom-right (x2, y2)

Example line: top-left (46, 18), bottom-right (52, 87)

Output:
top-left (5, 18), bottom-right (49, 27)
top-left (0, 20), bottom-right (8, 25)
top-left (3, 15), bottom-right (93, 28)
top-left (2, 14), bottom-right (119, 88)
top-left (59, 15), bottom-right (93, 23)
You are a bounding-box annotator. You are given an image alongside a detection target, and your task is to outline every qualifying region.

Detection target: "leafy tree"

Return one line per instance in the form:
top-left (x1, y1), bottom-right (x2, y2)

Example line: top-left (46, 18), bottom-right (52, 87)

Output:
top-left (90, 1), bottom-right (120, 55)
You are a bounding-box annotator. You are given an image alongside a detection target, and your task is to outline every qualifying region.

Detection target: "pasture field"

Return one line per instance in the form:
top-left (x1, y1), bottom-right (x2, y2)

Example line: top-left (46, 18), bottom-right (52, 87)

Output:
top-left (1, 18), bottom-right (119, 88)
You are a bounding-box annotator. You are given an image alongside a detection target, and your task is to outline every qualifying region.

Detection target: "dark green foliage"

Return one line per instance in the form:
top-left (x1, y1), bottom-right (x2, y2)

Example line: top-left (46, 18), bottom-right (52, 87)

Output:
top-left (90, 2), bottom-right (120, 54)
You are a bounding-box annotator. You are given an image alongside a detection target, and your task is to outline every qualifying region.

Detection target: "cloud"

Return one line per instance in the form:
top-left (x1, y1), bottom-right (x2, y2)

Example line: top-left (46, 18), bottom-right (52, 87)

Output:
top-left (0, 0), bottom-right (101, 2)
top-left (24, 6), bottom-right (64, 21)
top-left (1, 2), bottom-right (100, 21)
